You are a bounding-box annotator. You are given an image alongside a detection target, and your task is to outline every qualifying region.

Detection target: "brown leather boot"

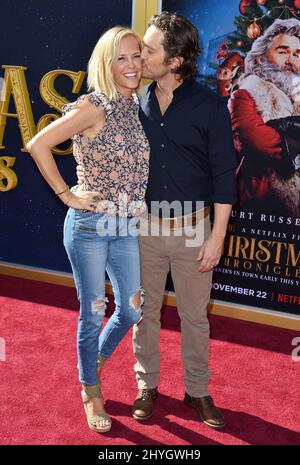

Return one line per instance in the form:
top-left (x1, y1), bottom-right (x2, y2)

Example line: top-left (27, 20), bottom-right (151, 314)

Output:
top-left (184, 393), bottom-right (225, 429)
top-left (132, 388), bottom-right (158, 421)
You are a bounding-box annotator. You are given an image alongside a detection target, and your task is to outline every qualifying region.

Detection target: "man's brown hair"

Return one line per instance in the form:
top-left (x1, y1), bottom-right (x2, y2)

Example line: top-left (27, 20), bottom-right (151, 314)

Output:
top-left (149, 12), bottom-right (201, 80)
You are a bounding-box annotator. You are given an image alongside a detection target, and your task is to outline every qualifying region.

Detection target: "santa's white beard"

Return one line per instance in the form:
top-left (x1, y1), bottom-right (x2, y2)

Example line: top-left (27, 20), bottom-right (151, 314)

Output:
top-left (254, 60), bottom-right (300, 103)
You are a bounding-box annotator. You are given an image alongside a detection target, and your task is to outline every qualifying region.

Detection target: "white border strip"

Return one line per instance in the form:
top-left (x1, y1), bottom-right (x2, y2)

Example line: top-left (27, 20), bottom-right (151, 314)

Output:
top-left (157, 289), bottom-right (300, 323)
top-left (0, 261), bottom-right (73, 278)
top-left (210, 296), bottom-right (300, 323)
top-left (131, 0), bottom-right (135, 29)
top-left (1, 261), bottom-right (299, 324)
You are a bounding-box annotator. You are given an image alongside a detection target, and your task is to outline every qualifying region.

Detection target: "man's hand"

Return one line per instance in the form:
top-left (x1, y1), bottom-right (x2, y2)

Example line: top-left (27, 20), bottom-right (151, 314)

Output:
top-left (197, 235), bottom-right (224, 272)
top-left (197, 203), bottom-right (232, 272)
top-left (76, 164), bottom-right (84, 185)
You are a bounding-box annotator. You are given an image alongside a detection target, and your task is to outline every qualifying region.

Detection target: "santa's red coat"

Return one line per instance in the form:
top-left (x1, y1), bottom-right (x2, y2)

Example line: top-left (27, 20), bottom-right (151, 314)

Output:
top-left (228, 88), bottom-right (282, 203)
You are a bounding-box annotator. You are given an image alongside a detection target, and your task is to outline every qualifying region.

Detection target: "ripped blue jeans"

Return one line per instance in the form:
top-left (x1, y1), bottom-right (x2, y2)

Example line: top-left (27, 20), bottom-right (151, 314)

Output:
top-left (63, 208), bottom-right (142, 385)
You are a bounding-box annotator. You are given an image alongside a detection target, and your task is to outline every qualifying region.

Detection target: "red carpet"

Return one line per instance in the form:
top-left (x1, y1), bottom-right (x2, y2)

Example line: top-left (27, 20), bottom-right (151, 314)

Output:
top-left (0, 275), bottom-right (299, 445)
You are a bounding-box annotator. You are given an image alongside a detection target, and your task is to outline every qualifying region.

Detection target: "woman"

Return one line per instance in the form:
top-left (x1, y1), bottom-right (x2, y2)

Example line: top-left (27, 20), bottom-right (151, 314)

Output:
top-left (26, 26), bottom-right (150, 433)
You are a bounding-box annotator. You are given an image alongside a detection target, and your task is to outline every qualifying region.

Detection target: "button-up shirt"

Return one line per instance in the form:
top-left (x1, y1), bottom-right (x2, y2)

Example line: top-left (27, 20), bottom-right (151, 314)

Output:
top-left (139, 78), bottom-right (237, 215)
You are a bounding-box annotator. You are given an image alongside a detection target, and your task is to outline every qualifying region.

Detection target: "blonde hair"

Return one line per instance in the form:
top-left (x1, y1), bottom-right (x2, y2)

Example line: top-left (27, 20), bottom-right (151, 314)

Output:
top-left (87, 26), bottom-right (143, 100)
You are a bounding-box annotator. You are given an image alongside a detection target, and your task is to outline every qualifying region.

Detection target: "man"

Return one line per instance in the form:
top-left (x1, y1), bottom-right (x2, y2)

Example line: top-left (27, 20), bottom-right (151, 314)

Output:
top-left (131, 12), bottom-right (237, 429)
top-left (228, 18), bottom-right (300, 217)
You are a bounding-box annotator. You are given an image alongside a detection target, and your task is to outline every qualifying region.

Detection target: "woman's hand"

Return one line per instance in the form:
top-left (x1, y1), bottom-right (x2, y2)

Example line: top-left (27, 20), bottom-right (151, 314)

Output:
top-left (59, 188), bottom-right (101, 212)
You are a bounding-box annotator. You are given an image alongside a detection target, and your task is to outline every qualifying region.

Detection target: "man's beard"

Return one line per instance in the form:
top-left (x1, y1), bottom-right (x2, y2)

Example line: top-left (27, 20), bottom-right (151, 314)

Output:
top-left (253, 59), bottom-right (300, 102)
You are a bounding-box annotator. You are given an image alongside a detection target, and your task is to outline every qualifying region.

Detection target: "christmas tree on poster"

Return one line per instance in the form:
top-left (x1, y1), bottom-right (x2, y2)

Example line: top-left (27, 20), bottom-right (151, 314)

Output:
top-left (206, 0), bottom-right (300, 96)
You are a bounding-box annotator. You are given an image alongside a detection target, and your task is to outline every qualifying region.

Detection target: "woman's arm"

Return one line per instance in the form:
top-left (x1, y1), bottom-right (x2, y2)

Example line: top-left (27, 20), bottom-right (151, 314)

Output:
top-left (26, 98), bottom-right (105, 210)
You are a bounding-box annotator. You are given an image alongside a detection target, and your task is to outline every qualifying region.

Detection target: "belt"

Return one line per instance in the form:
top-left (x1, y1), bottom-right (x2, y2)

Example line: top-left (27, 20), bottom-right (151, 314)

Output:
top-left (148, 207), bottom-right (209, 229)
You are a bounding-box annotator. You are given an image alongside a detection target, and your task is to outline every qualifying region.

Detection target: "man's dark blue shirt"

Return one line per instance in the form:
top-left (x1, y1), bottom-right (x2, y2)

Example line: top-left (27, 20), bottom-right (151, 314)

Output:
top-left (139, 78), bottom-right (237, 214)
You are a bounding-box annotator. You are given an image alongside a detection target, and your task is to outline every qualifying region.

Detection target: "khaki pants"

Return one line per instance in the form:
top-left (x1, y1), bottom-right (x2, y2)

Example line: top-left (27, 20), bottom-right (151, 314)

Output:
top-left (132, 214), bottom-right (212, 398)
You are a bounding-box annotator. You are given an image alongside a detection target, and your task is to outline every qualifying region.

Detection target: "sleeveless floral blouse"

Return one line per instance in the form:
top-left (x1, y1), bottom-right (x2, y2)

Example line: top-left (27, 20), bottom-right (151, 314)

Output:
top-left (62, 91), bottom-right (150, 217)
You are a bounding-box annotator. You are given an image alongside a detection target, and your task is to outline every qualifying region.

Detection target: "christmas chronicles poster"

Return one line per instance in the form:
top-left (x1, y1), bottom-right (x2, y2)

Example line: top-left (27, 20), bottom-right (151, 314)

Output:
top-left (162, 0), bottom-right (300, 315)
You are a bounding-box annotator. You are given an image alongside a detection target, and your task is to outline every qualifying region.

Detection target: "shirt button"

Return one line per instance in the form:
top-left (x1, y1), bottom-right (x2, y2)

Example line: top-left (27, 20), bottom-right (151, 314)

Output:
top-left (162, 164), bottom-right (166, 168)
top-left (164, 185), bottom-right (168, 189)
top-left (160, 122), bottom-right (164, 127)
top-left (161, 144), bottom-right (165, 148)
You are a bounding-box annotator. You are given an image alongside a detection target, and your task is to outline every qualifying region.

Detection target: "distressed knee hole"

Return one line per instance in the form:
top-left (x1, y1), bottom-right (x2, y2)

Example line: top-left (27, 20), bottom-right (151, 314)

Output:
top-left (130, 287), bottom-right (145, 311)
top-left (130, 287), bottom-right (145, 310)
top-left (91, 297), bottom-right (109, 314)
top-left (131, 290), bottom-right (141, 310)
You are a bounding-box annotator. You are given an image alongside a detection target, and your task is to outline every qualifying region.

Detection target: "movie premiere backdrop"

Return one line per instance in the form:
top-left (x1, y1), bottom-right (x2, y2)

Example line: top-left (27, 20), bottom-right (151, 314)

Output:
top-left (1, 0), bottom-right (299, 316)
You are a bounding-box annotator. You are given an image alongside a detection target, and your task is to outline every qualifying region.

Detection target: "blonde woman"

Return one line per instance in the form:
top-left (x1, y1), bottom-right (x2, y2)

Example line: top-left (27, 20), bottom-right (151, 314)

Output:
top-left (27, 27), bottom-right (150, 433)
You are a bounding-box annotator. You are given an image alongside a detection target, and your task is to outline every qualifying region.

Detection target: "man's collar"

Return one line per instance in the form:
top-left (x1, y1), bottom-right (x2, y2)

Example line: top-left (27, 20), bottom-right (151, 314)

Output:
top-left (146, 78), bottom-right (195, 97)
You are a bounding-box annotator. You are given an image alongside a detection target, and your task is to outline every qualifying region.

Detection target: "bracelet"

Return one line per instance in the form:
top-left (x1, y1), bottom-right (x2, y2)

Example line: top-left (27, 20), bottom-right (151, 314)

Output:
top-left (56, 185), bottom-right (69, 196)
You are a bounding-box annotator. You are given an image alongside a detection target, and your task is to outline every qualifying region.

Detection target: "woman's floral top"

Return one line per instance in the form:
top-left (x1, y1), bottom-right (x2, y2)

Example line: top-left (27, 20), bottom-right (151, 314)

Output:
top-left (63, 90), bottom-right (150, 217)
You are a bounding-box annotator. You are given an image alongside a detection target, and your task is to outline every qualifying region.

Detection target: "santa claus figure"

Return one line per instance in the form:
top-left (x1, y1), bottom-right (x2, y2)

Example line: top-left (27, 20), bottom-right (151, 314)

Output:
top-left (228, 18), bottom-right (300, 217)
